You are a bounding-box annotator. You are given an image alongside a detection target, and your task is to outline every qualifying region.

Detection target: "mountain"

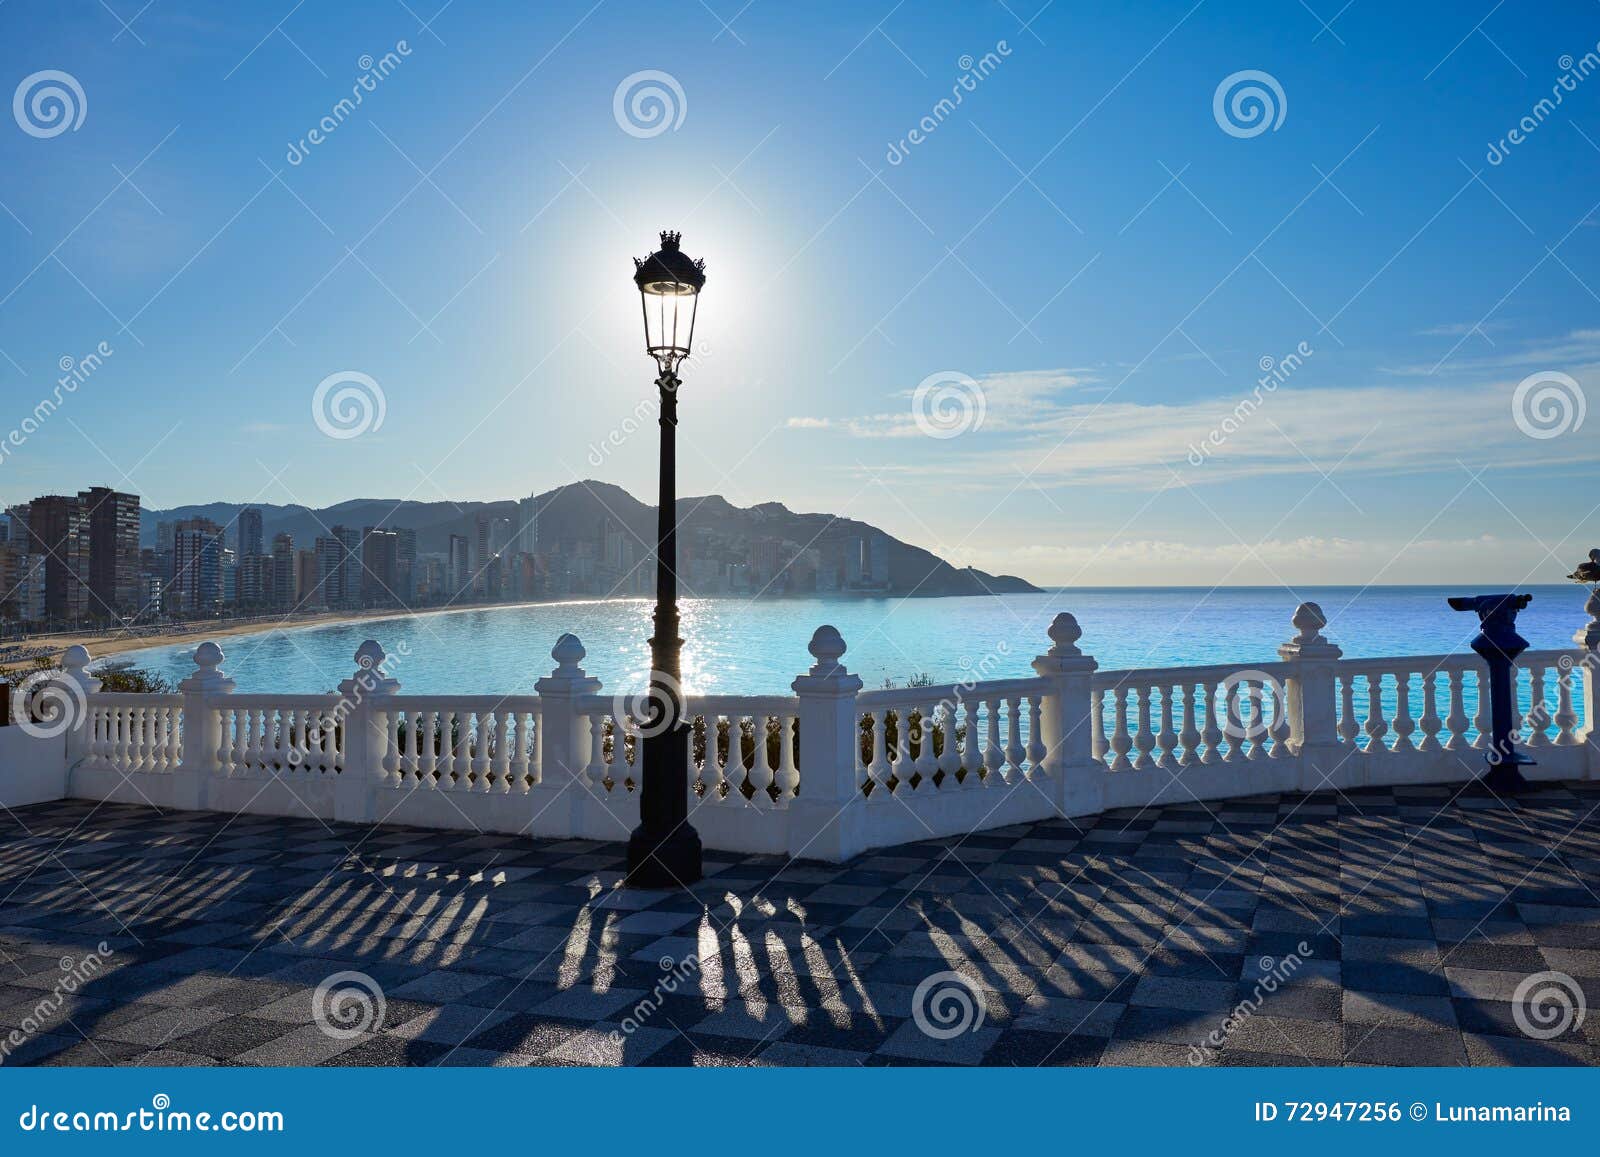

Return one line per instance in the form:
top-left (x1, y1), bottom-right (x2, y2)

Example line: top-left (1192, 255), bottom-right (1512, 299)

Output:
top-left (141, 482), bottom-right (1039, 597)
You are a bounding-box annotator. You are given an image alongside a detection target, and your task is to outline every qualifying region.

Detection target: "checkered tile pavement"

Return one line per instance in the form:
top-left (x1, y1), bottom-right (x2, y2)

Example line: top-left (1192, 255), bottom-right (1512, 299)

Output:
top-left (1, 781), bottom-right (1598, 1066)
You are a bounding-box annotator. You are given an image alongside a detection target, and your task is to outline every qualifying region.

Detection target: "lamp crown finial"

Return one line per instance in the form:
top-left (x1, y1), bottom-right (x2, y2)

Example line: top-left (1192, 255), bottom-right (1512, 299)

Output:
top-left (659, 230), bottom-right (681, 250)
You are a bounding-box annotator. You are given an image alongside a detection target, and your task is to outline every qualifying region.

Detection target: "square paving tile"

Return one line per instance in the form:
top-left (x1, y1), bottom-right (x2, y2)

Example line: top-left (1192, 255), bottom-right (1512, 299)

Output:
top-left (3, 788), bottom-right (1598, 1066)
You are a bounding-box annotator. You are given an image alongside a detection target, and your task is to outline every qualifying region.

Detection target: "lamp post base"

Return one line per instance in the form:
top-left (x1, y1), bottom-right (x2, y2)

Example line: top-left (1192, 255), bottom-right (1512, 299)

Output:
top-left (1481, 758), bottom-right (1534, 794)
top-left (625, 823), bottom-right (703, 889)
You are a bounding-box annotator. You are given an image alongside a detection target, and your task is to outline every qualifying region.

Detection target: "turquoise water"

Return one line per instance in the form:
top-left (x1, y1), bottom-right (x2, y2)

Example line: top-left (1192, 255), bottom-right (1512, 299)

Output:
top-left (112, 586), bottom-right (1590, 696)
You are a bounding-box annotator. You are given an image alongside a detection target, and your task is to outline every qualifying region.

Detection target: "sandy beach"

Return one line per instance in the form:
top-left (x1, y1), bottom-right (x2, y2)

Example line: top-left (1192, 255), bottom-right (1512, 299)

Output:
top-left (5, 607), bottom-right (424, 668)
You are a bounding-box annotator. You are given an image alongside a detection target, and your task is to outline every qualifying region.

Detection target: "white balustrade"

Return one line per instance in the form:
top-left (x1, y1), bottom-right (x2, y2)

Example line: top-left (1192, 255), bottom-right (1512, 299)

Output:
top-left (46, 605), bottom-right (1596, 863)
top-left (85, 694), bottom-right (182, 773)
top-left (1089, 666), bottom-right (1292, 769)
top-left (853, 679), bottom-right (1041, 801)
top-left (383, 697), bottom-right (540, 793)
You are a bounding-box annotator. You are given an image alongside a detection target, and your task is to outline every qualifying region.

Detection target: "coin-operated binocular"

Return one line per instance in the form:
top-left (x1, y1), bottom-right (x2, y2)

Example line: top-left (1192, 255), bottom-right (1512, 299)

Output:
top-left (1447, 592), bottom-right (1534, 791)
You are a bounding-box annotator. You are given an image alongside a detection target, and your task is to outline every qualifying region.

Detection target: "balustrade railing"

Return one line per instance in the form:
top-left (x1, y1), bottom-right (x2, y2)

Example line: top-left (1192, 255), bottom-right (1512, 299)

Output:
top-left (35, 597), bottom-right (1597, 862)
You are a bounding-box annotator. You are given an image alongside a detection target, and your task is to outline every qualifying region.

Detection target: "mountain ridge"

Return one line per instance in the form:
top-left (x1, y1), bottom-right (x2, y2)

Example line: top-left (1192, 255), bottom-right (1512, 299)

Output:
top-left (140, 483), bottom-right (1038, 598)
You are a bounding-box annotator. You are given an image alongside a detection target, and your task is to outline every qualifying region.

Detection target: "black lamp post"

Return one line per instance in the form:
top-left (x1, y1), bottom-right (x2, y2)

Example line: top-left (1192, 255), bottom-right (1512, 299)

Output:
top-left (626, 230), bottom-right (705, 887)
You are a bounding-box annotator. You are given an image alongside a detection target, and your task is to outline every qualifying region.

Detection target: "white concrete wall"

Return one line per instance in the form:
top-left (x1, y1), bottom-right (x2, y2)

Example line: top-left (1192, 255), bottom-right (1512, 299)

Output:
top-left (0, 726), bottom-right (68, 809)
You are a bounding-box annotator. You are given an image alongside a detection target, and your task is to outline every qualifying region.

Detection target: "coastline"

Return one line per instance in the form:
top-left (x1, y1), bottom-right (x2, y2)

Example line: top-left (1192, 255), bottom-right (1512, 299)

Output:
top-left (14, 607), bottom-right (424, 667)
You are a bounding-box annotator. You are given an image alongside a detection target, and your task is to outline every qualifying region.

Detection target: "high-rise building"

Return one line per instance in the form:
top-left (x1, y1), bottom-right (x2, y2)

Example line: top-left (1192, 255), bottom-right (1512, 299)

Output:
top-left (0, 548), bottom-right (47, 622)
top-left (868, 534), bottom-right (890, 587)
top-left (170, 518), bottom-right (225, 613)
top-left (514, 494), bottom-right (540, 556)
top-left (238, 553), bottom-right (269, 606)
top-left (448, 534), bottom-right (470, 599)
top-left (295, 550), bottom-right (318, 610)
top-left (331, 525), bottom-right (361, 609)
top-left (271, 533), bottom-right (296, 610)
top-left (237, 508), bottom-right (264, 559)
top-left (392, 526), bottom-right (417, 604)
top-left (313, 536), bottom-right (344, 608)
top-left (28, 495), bottom-right (89, 622)
top-left (79, 487), bottom-right (141, 620)
top-left (473, 513), bottom-right (492, 596)
top-left (360, 527), bottom-right (399, 606)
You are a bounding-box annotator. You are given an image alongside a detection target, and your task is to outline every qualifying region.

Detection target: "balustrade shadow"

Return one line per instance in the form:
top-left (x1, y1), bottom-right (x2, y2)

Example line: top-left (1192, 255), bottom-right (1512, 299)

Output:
top-left (0, 787), bottom-right (1594, 1066)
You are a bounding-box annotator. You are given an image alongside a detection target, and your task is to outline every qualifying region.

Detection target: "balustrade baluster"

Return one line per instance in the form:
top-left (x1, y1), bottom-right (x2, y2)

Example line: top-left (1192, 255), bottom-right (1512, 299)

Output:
top-left (1027, 693), bottom-right (1046, 776)
top-left (1092, 690), bottom-right (1109, 767)
top-left (866, 711), bottom-right (891, 800)
top-left (984, 698), bottom-right (1005, 785)
top-left (1131, 688), bottom-right (1154, 770)
top-left (1243, 681), bottom-right (1265, 762)
top-left (1201, 681), bottom-right (1224, 764)
top-left (1526, 668), bottom-right (1549, 748)
top-left (1178, 684), bottom-right (1200, 767)
top-left (962, 699), bottom-right (984, 788)
top-left (775, 714), bottom-right (798, 805)
top-left (749, 716), bottom-right (777, 808)
top-left (1269, 678), bottom-right (1291, 758)
top-left (913, 703), bottom-right (938, 785)
top-left (585, 713), bottom-right (606, 791)
top-left (1154, 685), bottom-right (1178, 769)
top-left (1413, 671), bottom-right (1439, 752)
top-left (1109, 687), bottom-right (1132, 771)
top-left (1443, 671), bottom-right (1467, 750)
top-left (1555, 663), bottom-right (1579, 745)
top-left (1392, 672), bottom-right (1416, 753)
top-left (1471, 671), bottom-right (1489, 748)
top-left (936, 702), bottom-right (961, 786)
top-left (510, 710), bottom-right (529, 789)
top-left (1364, 674), bottom-right (1388, 752)
top-left (1005, 697), bottom-right (1025, 783)
top-left (1337, 675), bottom-right (1358, 746)
top-left (893, 706), bottom-right (912, 792)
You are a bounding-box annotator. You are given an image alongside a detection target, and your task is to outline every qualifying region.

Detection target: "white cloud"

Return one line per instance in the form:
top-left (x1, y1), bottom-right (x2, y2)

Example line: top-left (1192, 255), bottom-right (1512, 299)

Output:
top-left (789, 340), bottom-right (1600, 489)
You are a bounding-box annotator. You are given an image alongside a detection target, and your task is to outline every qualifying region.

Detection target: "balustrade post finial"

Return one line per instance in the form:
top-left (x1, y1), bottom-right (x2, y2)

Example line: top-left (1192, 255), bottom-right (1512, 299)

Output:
top-left (335, 641), bottom-right (400, 825)
top-left (550, 633), bottom-right (589, 678)
top-left (532, 632), bottom-right (604, 838)
top-left (804, 625), bottom-right (850, 677)
top-left (1278, 603), bottom-right (1343, 792)
top-left (175, 640), bottom-right (234, 806)
top-left (1032, 611), bottom-right (1100, 818)
top-left (789, 625), bottom-right (865, 861)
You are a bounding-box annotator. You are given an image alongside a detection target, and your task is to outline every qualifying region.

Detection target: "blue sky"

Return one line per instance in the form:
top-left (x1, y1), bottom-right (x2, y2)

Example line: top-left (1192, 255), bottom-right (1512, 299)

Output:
top-left (1, 0), bottom-right (1598, 586)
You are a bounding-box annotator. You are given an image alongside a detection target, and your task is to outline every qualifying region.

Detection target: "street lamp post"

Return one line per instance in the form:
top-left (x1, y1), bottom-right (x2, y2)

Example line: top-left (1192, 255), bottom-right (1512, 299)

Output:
top-left (627, 230), bottom-right (706, 887)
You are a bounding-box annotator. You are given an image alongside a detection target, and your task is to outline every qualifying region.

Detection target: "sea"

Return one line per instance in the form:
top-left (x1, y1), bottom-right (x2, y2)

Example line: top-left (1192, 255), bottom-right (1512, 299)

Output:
top-left (112, 585), bottom-right (1591, 697)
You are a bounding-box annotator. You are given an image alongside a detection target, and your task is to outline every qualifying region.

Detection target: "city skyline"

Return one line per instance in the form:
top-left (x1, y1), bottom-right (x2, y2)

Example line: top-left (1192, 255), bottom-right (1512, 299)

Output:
top-left (1, 2), bottom-right (1598, 589)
